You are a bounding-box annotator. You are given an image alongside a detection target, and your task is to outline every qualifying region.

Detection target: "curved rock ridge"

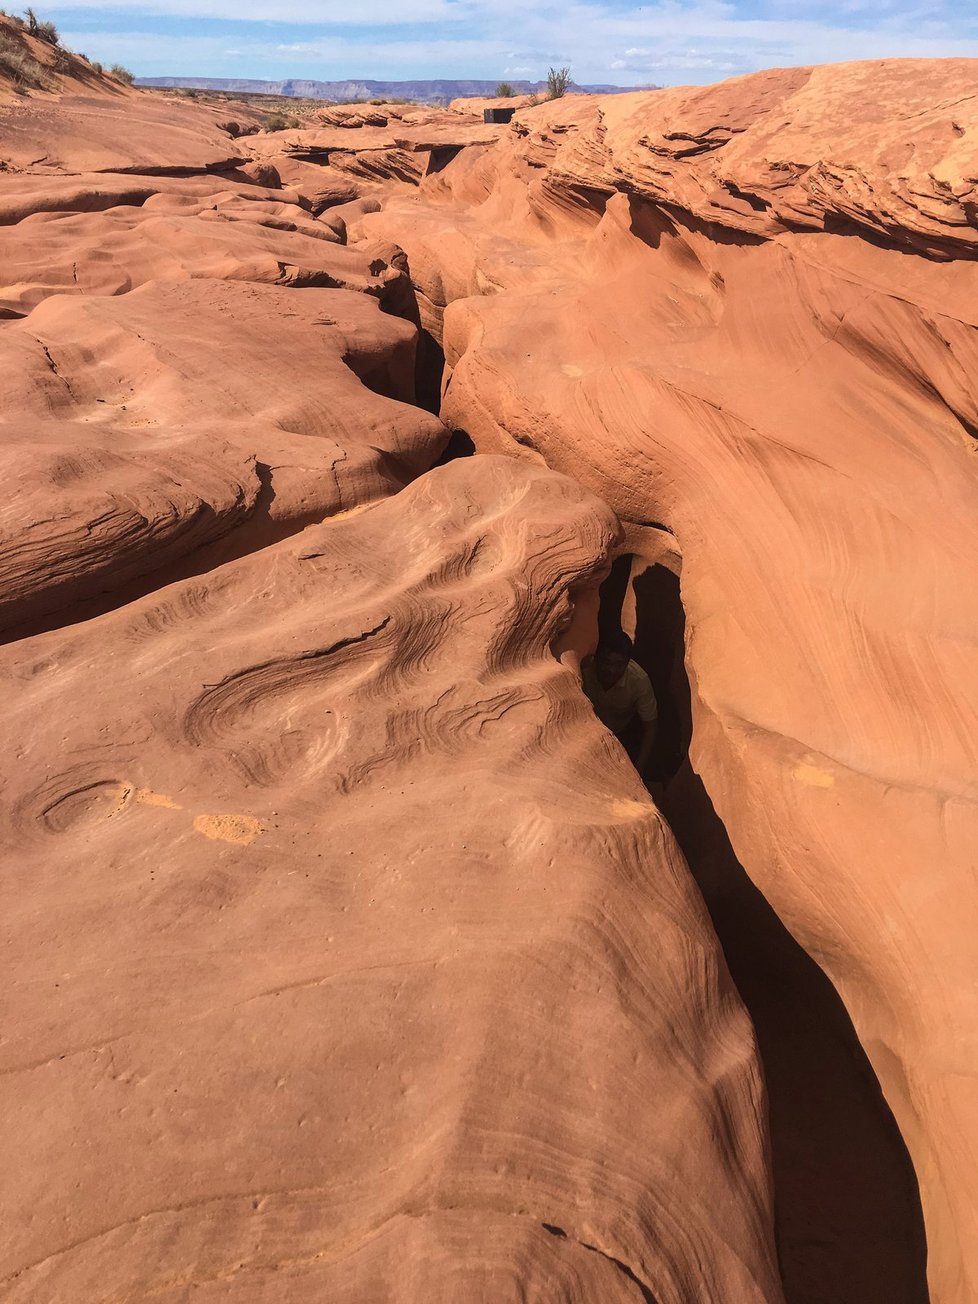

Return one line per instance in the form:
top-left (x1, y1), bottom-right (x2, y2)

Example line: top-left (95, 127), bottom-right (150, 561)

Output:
top-left (0, 68), bottom-right (790, 1304)
top-left (503, 60), bottom-right (978, 259)
top-left (0, 456), bottom-right (782, 1304)
top-left (0, 89), bottom-right (254, 174)
top-left (246, 112), bottom-right (507, 192)
top-left (0, 277), bottom-right (444, 634)
top-left (0, 172), bottom-right (301, 227)
top-left (0, 92), bottom-right (449, 635)
top-left (351, 59), bottom-right (978, 1304)
top-left (0, 194), bottom-right (411, 316)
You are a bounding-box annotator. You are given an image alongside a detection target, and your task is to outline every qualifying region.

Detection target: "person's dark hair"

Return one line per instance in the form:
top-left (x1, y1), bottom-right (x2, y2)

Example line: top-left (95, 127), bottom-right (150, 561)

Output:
top-left (597, 630), bottom-right (632, 659)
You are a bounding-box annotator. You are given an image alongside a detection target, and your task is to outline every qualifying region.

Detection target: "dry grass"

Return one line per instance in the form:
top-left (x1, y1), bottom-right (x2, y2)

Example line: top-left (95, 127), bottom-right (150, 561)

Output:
top-left (264, 111), bottom-right (301, 130)
top-left (0, 31), bottom-right (49, 89)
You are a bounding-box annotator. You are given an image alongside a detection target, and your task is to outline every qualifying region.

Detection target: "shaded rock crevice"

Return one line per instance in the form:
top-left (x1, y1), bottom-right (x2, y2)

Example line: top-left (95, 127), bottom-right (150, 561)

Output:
top-left (3, 57), bottom-right (975, 1304)
top-left (655, 577), bottom-right (928, 1302)
top-left (541, 1223), bottom-right (660, 1303)
top-left (351, 73), bottom-right (978, 1300)
top-left (571, 547), bottom-right (933, 1303)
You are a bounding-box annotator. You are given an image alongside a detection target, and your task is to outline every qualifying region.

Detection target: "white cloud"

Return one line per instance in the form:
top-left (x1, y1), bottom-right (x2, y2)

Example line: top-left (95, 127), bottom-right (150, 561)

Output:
top-left (612, 46), bottom-right (739, 71)
top-left (55, 0), bottom-right (462, 22)
top-left (60, 1), bottom-right (978, 86)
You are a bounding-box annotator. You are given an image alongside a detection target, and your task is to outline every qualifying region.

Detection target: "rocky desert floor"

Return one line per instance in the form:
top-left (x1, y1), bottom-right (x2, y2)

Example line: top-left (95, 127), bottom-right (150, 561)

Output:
top-left (1, 18), bottom-right (976, 1304)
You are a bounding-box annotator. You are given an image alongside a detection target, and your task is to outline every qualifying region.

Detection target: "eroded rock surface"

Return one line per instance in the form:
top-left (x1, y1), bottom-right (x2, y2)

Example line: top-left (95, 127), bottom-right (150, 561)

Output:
top-left (354, 59), bottom-right (978, 1304)
top-left (0, 458), bottom-right (784, 1303)
top-left (0, 47), bottom-right (786, 1304)
top-left (0, 88), bottom-right (447, 637)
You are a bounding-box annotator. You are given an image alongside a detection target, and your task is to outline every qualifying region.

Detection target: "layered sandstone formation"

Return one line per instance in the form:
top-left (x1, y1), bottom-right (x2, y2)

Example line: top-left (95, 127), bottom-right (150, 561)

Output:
top-left (5, 34), bottom-right (977, 1301)
top-left (1, 457), bottom-right (785, 1302)
top-left (351, 61), bottom-right (978, 1304)
top-left (0, 35), bottom-right (786, 1304)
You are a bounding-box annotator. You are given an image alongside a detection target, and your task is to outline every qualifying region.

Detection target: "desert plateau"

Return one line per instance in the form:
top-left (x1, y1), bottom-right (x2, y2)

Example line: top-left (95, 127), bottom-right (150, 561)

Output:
top-left (1, 11), bottom-right (976, 1303)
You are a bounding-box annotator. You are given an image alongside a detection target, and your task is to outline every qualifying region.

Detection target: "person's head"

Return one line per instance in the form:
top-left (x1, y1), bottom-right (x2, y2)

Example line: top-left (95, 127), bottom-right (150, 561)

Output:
top-left (594, 631), bottom-right (632, 688)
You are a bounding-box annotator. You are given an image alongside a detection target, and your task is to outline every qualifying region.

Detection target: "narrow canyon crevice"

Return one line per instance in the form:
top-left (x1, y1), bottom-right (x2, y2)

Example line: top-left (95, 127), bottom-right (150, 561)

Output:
top-left (362, 246), bottom-right (934, 1299)
top-left (379, 220), bottom-right (935, 1302)
top-left (542, 1223), bottom-right (660, 1303)
top-left (595, 552), bottom-right (931, 1304)
top-left (5, 64), bottom-right (973, 1304)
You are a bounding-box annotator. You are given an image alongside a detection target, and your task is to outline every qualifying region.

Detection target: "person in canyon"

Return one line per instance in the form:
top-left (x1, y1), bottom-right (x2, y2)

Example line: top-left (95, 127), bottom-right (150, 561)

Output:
top-left (583, 630), bottom-right (658, 776)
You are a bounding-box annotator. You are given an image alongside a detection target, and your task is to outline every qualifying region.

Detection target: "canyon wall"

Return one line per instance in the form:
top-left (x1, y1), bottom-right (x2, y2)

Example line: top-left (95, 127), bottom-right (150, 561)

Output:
top-left (356, 60), bottom-right (978, 1303)
top-left (0, 50), bottom-right (786, 1304)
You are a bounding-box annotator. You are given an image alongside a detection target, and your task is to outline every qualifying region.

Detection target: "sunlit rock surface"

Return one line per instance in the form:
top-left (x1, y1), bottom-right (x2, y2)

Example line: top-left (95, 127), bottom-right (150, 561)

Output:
top-left (357, 59), bottom-right (978, 1304)
top-left (0, 33), bottom-right (786, 1304)
top-left (0, 456), bottom-right (786, 1303)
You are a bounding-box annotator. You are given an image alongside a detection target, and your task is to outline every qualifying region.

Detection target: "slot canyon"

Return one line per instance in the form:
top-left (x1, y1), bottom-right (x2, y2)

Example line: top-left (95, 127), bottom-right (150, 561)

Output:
top-left (1, 26), bottom-right (976, 1304)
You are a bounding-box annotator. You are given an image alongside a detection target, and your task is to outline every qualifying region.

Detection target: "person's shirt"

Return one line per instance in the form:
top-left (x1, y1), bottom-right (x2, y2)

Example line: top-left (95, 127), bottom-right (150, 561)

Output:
top-left (583, 659), bottom-right (658, 735)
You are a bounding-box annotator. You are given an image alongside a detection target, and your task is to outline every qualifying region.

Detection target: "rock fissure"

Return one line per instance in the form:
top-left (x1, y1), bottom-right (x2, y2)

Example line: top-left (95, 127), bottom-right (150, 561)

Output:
top-left (541, 1224), bottom-right (660, 1302)
top-left (1, 51), bottom-right (974, 1304)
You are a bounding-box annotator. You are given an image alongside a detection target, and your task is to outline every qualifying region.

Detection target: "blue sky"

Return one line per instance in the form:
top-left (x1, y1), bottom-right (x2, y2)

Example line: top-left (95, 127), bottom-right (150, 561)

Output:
top-left (36, 0), bottom-right (978, 85)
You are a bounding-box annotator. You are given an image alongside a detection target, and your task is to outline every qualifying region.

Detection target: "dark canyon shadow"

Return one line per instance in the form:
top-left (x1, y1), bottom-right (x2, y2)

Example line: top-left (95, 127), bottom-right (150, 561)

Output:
top-left (433, 426), bottom-right (476, 465)
top-left (601, 557), bottom-right (930, 1304)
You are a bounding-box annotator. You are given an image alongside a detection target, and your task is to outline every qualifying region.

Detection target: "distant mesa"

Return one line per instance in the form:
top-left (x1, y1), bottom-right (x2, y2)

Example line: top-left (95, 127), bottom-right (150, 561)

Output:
top-left (136, 75), bottom-right (651, 104)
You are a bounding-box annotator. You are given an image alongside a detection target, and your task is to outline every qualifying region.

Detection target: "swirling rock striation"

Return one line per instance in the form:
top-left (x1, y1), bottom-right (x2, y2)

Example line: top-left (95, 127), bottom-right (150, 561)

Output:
top-left (0, 459), bottom-right (783, 1303)
top-left (0, 53), bottom-right (785, 1304)
top-left (0, 68), bottom-right (449, 635)
top-left (353, 58), bottom-right (978, 1304)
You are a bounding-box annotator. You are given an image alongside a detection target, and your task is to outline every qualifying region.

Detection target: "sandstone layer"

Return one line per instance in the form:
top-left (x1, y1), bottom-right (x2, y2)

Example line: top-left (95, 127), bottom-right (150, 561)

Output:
top-left (0, 41), bottom-right (786, 1304)
top-left (0, 456), bottom-right (785, 1303)
top-left (0, 89), bottom-right (446, 637)
top-left (351, 60), bottom-right (978, 1304)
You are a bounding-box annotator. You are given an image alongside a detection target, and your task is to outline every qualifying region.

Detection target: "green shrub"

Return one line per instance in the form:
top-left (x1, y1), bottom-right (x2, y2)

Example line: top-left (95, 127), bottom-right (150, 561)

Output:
top-left (495, 82), bottom-right (514, 98)
top-left (109, 62), bottom-right (134, 84)
top-left (264, 112), bottom-right (299, 131)
top-left (546, 65), bottom-right (571, 99)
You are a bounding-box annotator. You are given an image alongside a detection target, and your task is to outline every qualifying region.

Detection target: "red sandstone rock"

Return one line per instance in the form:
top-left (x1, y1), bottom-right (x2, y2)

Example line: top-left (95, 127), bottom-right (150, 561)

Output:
top-left (0, 90), bottom-right (250, 173)
top-left (0, 56), bottom-right (786, 1303)
top-left (265, 154), bottom-right (360, 213)
top-left (0, 458), bottom-right (783, 1303)
top-left (8, 42), bottom-right (975, 1304)
top-left (0, 276), bottom-right (444, 633)
top-left (247, 115), bottom-right (505, 193)
top-left (361, 60), bottom-right (978, 1304)
top-left (0, 172), bottom-right (289, 226)
top-left (449, 93), bottom-right (538, 115)
top-left (0, 186), bottom-right (438, 317)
